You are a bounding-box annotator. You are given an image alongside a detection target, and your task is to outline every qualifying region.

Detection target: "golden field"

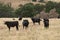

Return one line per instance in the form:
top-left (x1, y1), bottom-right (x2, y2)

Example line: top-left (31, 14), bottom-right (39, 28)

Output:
top-left (0, 18), bottom-right (60, 40)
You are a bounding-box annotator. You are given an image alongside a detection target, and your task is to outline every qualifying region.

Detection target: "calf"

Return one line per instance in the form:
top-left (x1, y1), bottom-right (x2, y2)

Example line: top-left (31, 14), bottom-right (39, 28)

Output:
top-left (4, 21), bottom-right (19, 31)
top-left (22, 20), bottom-right (29, 29)
top-left (31, 17), bottom-right (41, 25)
top-left (43, 18), bottom-right (49, 28)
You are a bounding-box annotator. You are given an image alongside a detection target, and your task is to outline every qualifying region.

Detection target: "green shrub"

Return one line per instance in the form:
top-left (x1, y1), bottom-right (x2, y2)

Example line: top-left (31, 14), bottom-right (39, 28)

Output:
top-left (34, 4), bottom-right (45, 13)
top-left (0, 3), bottom-right (14, 17)
top-left (15, 3), bottom-right (35, 17)
top-left (45, 1), bottom-right (56, 13)
top-left (55, 3), bottom-right (60, 14)
top-left (32, 0), bottom-right (36, 2)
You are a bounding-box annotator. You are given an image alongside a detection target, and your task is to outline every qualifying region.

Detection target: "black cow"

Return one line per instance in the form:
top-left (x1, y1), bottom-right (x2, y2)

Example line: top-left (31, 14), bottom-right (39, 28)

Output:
top-left (19, 16), bottom-right (22, 20)
top-left (43, 18), bottom-right (49, 28)
top-left (22, 20), bottom-right (29, 29)
top-left (31, 17), bottom-right (41, 25)
top-left (4, 21), bottom-right (19, 31)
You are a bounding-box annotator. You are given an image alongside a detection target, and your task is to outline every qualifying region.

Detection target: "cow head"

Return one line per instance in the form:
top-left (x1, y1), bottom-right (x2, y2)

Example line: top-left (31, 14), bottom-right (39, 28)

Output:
top-left (4, 22), bottom-right (7, 25)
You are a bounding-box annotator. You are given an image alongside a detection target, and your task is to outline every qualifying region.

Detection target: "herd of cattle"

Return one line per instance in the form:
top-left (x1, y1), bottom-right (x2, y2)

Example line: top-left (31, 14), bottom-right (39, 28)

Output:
top-left (4, 17), bottom-right (49, 31)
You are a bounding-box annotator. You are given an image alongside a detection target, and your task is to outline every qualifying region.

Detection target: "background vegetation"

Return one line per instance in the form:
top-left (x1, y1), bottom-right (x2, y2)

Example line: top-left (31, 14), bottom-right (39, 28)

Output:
top-left (0, 1), bottom-right (60, 18)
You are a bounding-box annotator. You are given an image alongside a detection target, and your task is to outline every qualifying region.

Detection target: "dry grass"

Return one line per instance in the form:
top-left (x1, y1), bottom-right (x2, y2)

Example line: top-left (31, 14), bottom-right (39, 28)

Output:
top-left (0, 18), bottom-right (60, 40)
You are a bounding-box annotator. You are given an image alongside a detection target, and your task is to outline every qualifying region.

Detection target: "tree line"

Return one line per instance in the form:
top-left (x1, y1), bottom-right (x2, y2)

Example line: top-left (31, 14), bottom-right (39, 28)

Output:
top-left (0, 1), bottom-right (60, 18)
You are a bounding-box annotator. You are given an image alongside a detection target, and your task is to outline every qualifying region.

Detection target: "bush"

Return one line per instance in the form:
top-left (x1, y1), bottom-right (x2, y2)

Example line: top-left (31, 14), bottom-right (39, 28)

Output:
top-left (55, 3), bottom-right (60, 14)
top-left (32, 0), bottom-right (36, 2)
top-left (45, 1), bottom-right (56, 13)
top-left (0, 3), bottom-right (14, 17)
top-left (15, 3), bottom-right (45, 17)
top-left (15, 3), bottom-right (35, 17)
top-left (38, 0), bottom-right (44, 2)
top-left (34, 4), bottom-right (45, 14)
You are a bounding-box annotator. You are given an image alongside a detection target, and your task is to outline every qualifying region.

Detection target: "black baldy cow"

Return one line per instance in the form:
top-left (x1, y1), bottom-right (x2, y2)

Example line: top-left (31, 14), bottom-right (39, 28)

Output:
top-left (43, 18), bottom-right (49, 28)
top-left (31, 17), bottom-right (41, 25)
top-left (4, 21), bottom-right (19, 31)
top-left (22, 20), bottom-right (29, 29)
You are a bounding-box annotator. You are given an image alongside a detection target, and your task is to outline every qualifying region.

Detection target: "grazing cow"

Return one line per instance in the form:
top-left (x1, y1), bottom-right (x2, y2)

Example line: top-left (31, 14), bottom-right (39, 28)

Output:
top-left (22, 20), bottom-right (29, 29)
top-left (19, 16), bottom-right (22, 20)
top-left (31, 17), bottom-right (41, 25)
top-left (43, 18), bottom-right (49, 28)
top-left (4, 21), bottom-right (19, 31)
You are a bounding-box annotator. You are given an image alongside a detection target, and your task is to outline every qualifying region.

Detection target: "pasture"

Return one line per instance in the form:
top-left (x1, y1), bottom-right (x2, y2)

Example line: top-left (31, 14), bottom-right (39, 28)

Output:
top-left (0, 18), bottom-right (60, 40)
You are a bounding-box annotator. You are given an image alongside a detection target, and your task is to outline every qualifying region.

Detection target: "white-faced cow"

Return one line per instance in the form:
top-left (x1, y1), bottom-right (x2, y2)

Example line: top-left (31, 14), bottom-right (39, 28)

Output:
top-left (43, 18), bottom-right (49, 28)
top-left (4, 21), bottom-right (19, 31)
top-left (31, 17), bottom-right (41, 25)
top-left (22, 20), bottom-right (29, 29)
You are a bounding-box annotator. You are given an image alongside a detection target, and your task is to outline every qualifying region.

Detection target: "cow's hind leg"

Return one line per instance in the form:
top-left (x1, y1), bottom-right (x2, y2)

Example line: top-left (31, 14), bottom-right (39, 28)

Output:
top-left (16, 25), bottom-right (19, 30)
top-left (38, 22), bottom-right (40, 25)
top-left (23, 25), bottom-right (25, 29)
top-left (33, 22), bottom-right (35, 25)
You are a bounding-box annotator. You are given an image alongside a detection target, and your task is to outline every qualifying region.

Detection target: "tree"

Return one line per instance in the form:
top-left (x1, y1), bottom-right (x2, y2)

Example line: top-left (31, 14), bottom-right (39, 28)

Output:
top-left (34, 4), bottom-right (45, 14)
top-left (32, 0), bottom-right (36, 2)
top-left (38, 0), bottom-right (44, 2)
top-left (15, 3), bottom-right (36, 17)
top-left (0, 3), bottom-right (14, 17)
top-left (45, 1), bottom-right (56, 13)
top-left (55, 3), bottom-right (60, 14)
